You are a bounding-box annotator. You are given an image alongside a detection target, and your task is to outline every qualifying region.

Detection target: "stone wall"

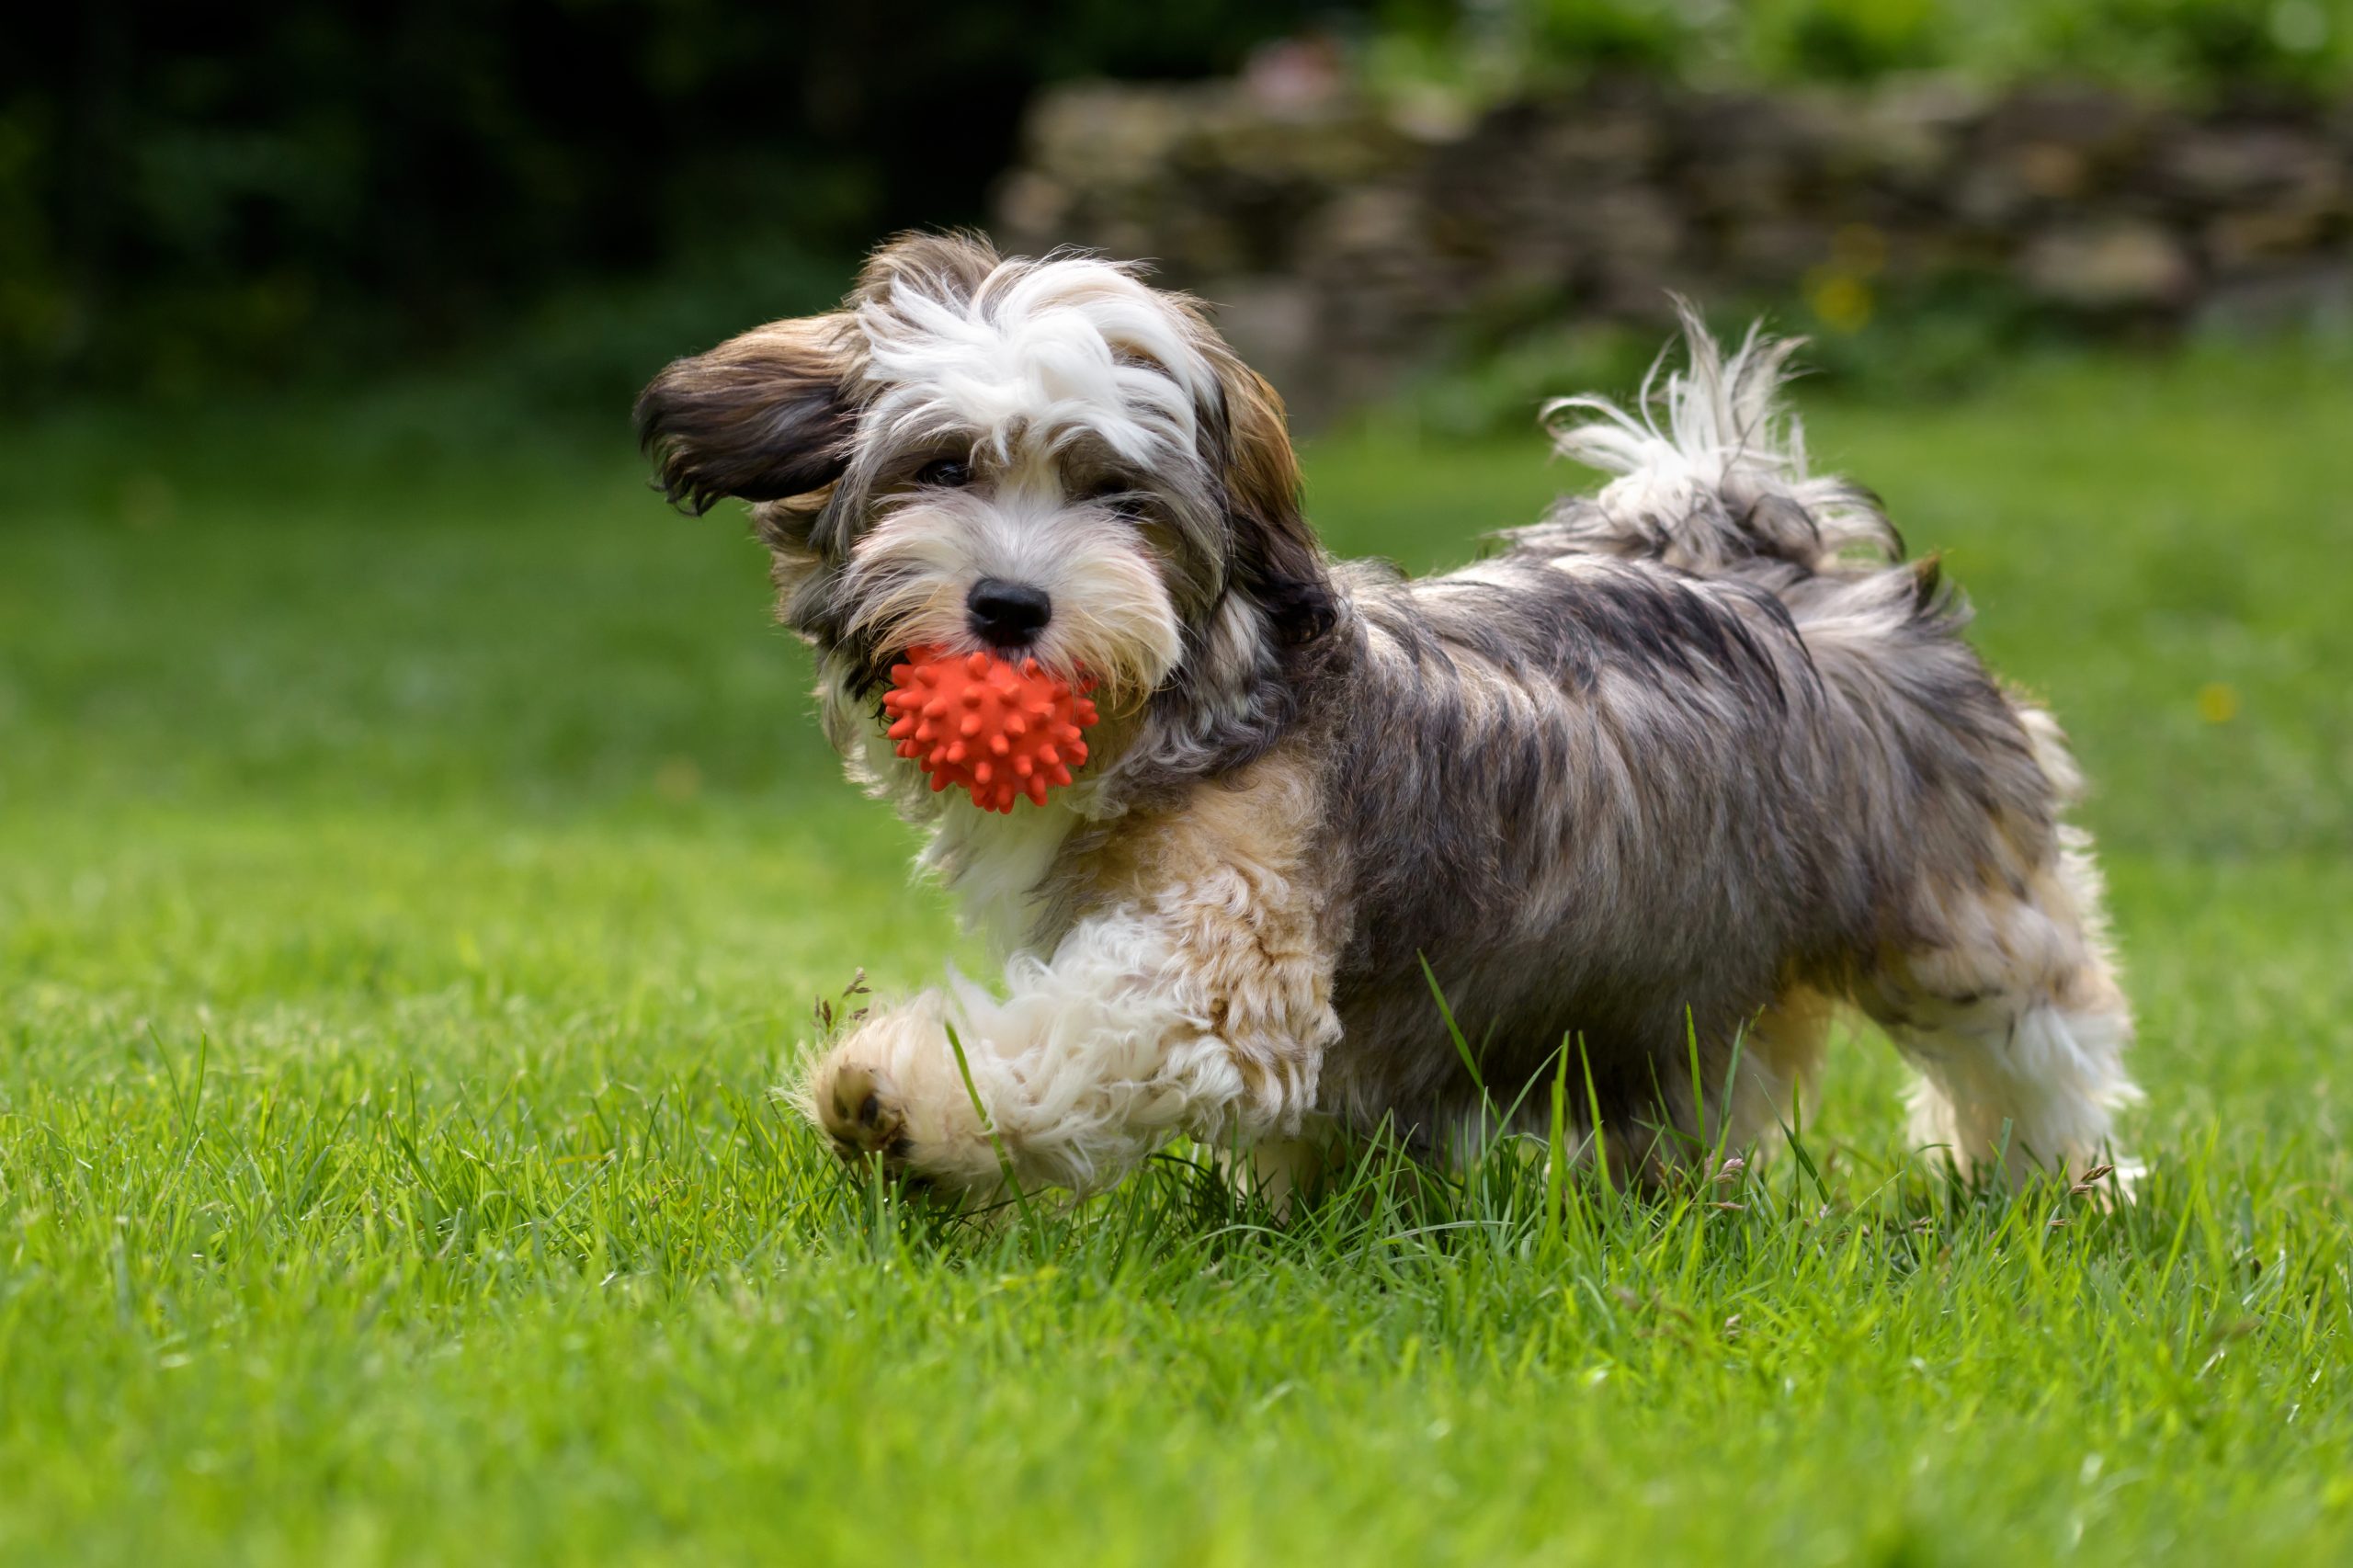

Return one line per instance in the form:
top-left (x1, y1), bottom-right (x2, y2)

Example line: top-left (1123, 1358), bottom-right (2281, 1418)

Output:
top-left (995, 74), bottom-right (2353, 421)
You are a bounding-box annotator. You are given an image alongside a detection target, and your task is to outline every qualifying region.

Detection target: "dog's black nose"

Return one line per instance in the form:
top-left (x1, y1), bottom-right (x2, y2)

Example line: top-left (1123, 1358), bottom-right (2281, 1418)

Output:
top-left (966, 579), bottom-right (1052, 646)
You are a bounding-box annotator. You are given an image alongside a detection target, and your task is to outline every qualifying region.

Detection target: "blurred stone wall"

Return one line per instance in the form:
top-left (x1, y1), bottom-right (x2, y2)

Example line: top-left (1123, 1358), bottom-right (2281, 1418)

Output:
top-left (995, 74), bottom-right (2353, 421)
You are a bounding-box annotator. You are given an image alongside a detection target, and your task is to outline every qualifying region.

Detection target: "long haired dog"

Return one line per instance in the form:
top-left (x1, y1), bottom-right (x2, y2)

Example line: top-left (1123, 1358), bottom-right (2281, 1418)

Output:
top-left (636, 232), bottom-right (2137, 1199)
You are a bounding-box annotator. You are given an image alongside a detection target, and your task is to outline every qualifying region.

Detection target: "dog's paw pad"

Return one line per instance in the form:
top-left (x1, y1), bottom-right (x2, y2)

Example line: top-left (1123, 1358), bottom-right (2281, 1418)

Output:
top-left (820, 1063), bottom-right (909, 1161)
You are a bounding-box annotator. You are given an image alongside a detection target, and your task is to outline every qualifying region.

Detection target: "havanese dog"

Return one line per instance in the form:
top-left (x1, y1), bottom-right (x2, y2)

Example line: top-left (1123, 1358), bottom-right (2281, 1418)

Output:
top-left (635, 230), bottom-right (2137, 1202)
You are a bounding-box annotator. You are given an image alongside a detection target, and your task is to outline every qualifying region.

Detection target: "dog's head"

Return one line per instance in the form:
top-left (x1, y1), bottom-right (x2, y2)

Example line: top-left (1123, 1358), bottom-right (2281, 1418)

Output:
top-left (636, 232), bottom-right (1334, 812)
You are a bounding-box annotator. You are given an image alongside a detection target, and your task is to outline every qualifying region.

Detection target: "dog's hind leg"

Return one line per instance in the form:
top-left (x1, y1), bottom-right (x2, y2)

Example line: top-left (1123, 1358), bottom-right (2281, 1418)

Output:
top-left (1714, 985), bottom-right (1837, 1153)
top-left (1861, 817), bottom-right (2138, 1187)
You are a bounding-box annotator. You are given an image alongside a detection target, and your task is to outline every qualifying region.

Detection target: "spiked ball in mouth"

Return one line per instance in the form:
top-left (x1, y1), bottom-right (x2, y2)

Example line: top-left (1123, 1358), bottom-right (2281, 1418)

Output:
top-left (882, 647), bottom-right (1100, 812)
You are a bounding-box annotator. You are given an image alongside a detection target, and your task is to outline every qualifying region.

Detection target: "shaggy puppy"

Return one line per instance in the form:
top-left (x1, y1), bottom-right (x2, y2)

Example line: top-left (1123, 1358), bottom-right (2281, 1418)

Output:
top-left (636, 232), bottom-right (2136, 1199)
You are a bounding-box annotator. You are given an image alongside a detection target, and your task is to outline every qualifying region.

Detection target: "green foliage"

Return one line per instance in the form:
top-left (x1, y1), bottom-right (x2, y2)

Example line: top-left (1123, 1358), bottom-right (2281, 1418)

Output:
top-left (1525, 0), bottom-right (1703, 72)
top-left (1409, 0), bottom-right (2353, 90)
top-left (1747, 0), bottom-right (1949, 81)
top-left (3, 347), bottom-right (2351, 1559)
top-left (0, 0), bottom-right (1327, 401)
top-left (1989, 0), bottom-right (2353, 87)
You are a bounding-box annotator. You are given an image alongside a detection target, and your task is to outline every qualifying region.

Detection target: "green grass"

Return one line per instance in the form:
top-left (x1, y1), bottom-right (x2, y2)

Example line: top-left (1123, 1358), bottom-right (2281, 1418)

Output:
top-left (3, 344), bottom-right (2350, 1565)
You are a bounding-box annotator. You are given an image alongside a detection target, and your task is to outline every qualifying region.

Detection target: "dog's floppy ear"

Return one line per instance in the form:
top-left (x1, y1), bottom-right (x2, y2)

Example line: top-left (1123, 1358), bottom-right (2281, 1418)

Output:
top-left (634, 313), bottom-right (861, 517)
top-left (1213, 359), bottom-right (1336, 648)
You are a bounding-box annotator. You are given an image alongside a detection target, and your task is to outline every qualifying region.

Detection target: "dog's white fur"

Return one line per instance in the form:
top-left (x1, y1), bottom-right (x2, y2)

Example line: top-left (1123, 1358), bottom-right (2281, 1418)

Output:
top-left (859, 256), bottom-right (1217, 471)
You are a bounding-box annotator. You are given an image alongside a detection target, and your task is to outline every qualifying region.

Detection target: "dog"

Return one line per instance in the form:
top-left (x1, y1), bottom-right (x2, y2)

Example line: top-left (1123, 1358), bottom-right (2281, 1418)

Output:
top-left (635, 231), bottom-right (2137, 1201)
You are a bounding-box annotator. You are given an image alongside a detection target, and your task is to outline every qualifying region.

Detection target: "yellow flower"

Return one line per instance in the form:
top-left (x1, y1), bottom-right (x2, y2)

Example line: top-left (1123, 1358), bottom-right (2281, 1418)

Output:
top-left (1806, 270), bottom-right (1873, 334)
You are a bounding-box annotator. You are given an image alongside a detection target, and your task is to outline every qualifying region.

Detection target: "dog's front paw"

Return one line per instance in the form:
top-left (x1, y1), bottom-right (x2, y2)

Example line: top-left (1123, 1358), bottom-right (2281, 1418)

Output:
top-left (801, 1003), bottom-right (1004, 1195)
top-left (815, 1060), bottom-right (911, 1162)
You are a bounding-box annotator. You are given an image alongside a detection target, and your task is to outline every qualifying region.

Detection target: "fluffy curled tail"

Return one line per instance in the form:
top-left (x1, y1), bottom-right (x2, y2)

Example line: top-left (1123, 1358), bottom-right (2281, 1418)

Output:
top-left (1520, 302), bottom-right (1901, 579)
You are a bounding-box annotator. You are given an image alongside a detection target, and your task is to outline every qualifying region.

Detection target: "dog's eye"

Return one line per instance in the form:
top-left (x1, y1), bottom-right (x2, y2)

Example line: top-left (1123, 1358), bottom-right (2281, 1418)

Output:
top-left (916, 458), bottom-right (972, 488)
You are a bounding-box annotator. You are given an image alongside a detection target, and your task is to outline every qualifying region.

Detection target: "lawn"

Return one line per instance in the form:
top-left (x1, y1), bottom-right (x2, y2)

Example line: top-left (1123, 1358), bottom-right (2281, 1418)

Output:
top-left (2, 343), bottom-right (2349, 1565)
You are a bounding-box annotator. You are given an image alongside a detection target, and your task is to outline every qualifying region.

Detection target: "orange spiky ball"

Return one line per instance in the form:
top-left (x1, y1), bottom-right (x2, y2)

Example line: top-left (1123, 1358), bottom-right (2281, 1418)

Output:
top-left (881, 646), bottom-right (1099, 813)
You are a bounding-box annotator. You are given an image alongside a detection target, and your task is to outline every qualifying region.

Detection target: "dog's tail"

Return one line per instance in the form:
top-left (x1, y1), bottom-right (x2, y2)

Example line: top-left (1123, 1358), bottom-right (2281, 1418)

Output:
top-left (1518, 302), bottom-right (1901, 580)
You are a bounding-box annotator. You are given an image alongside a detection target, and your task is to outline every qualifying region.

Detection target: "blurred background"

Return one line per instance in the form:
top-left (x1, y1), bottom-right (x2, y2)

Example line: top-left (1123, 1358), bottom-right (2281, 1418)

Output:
top-left (8, 0), bottom-right (2350, 417)
top-left (2, 0), bottom-right (2347, 866)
